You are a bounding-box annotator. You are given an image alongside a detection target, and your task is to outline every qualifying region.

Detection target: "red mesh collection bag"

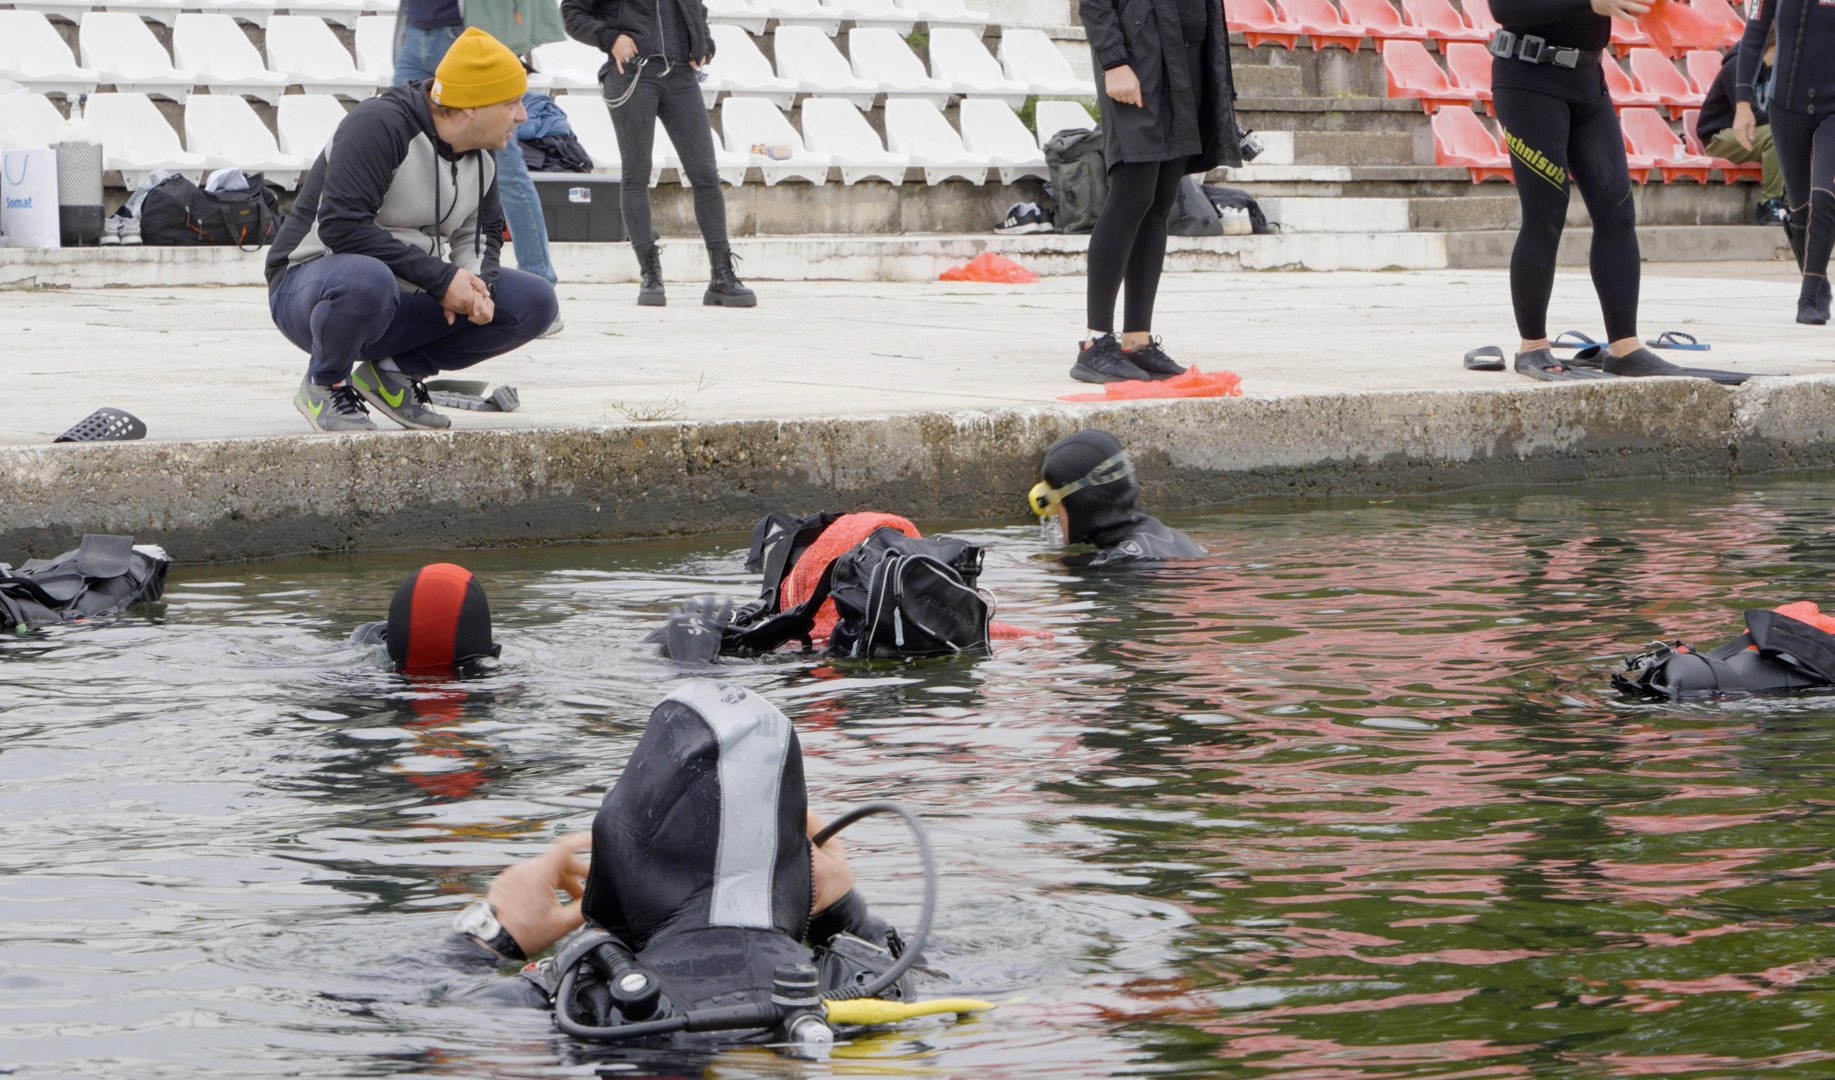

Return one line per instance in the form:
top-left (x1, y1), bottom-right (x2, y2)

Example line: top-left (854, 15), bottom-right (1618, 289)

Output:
top-left (938, 252), bottom-right (1042, 283)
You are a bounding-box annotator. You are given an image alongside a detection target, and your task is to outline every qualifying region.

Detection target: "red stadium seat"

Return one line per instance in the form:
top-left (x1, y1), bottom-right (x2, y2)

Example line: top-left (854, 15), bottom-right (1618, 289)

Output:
top-left (1399, 0), bottom-right (1489, 40)
top-left (1226, 0), bottom-right (1305, 48)
top-left (1604, 54), bottom-right (1666, 108)
top-left (1689, 0), bottom-right (1744, 48)
top-left (1276, 0), bottom-right (1369, 50)
top-left (1629, 47), bottom-right (1704, 116)
top-left (1444, 40), bottom-right (1494, 111)
top-left (1610, 15), bottom-right (1654, 54)
top-left (1342, 0), bottom-right (1429, 39)
top-left (1682, 106), bottom-right (1763, 182)
top-left (1462, 0), bottom-right (1499, 33)
top-left (1683, 48), bottom-right (1722, 93)
top-left (1620, 105), bottom-right (1714, 181)
top-left (1383, 39), bottom-right (1481, 111)
top-left (1432, 104), bottom-right (1512, 181)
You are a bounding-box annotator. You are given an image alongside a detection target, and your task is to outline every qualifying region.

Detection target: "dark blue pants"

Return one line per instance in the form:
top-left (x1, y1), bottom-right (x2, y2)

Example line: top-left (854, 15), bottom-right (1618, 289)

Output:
top-left (270, 255), bottom-right (558, 385)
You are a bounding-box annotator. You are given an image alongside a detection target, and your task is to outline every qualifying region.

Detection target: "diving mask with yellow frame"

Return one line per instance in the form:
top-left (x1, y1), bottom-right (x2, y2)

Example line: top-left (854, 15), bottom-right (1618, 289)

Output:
top-left (1026, 451), bottom-right (1135, 517)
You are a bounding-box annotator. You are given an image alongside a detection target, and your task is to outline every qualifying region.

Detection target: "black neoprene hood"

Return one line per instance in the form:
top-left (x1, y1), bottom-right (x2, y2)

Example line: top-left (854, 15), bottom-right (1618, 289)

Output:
top-left (1042, 428), bottom-right (1147, 547)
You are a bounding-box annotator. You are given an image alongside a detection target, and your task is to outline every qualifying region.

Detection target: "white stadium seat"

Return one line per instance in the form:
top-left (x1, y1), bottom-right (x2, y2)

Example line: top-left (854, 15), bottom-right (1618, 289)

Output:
top-left (892, 0), bottom-right (990, 30)
top-left (957, 97), bottom-right (1045, 182)
top-left (80, 11), bottom-right (199, 100)
top-left (772, 26), bottom-right (876, 109)
top-left (85, 91), bottom-right (208, 186)
top-left (1033, 98), bottom-right (1094, 147)
top-left (11, 0), bottom-right (104, 26)
top-left (653, 118), bottom-right (747, 186)
top-left (530, 39), bottom-right (605, 93)
top-left (764, 0), bottom-right (844, 36)
top-left (830, 0), bottom-right (915, 31)
top-left (173, 13), bottom-right (291, 104)
top-left (705, 0), bottom-right (770, 35)
top-left (798, 96), bottom-right (908, 185)
top-left (717, 95), bottom-right (828, 185)
top-left (184, 93), bottom-right (309, 187)
top-left (99, 0), bottom-right (183, 28)
top-left (191, 0), bottom-right (275, 26)
top-left (848, 28), bottom-right (950, 107)
top-left (703, 25), bottom-right (797, 109)
top-left (0, 92), bottom-right (70, 151)
top-left (882, 97), bottom-right (988, 184)
top-left (265, 15), bottom-right (378, 97)
top-left (926, 27), bottom-right (1027, 106)
top-left (553, 92), bottom-right (622, 175)
top-left (275, 93), bottom-right (347, 160)
top-left (997, 28), bottom-right (1094, 96)
top-left (353, 15), bottom-right (397, 89)
top-left (0, 12), bottom-right (100, 97)
top-left (285, 0), bottom-right (364, 29)
top-left (363, 0), bottom-right (400, 12)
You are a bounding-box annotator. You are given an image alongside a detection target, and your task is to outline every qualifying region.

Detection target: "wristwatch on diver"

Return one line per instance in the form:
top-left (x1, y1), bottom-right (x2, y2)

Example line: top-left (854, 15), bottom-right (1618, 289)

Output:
top-left (454, 901), bottom-right (527, 961)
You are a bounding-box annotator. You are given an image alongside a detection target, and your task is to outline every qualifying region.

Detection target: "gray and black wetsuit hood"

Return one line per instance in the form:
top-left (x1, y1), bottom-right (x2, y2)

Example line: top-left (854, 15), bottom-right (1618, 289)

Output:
top-left (582, 681), bottom-right (814, 1012)
top-left (1040, 429), bottom-right (1147, 548)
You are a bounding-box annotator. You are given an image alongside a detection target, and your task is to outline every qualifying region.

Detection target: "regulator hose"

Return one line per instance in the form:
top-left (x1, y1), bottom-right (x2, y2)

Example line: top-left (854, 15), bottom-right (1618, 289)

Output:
top-left (552, 800), bottom-right (936, 1041)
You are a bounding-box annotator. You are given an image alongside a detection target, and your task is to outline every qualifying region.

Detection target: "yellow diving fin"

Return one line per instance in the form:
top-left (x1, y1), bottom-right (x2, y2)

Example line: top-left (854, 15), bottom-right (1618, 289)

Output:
top-left (824, 997), bottom-right (998, 1026)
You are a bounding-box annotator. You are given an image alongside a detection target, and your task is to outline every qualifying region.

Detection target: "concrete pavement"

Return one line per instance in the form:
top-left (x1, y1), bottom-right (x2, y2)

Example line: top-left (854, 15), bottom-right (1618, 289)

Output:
top-left (2, 263), bottom-right (1828, 446)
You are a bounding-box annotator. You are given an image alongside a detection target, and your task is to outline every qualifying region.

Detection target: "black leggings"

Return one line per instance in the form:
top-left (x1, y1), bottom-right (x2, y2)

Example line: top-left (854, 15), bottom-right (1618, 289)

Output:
top-left (1085, 159), bottom-right (1183, 334)
top-left (604, 60), bottom-right (728, 247)
top-left (1771, 109), bottom-right (1835, 278)
top-left (1494, 83), bottom-right (1641, 341)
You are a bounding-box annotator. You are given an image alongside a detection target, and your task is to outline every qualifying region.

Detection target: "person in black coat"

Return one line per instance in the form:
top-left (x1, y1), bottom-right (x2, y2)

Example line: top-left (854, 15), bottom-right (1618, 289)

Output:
top-left (561, 0), bottom-right (755, 308)
top-left (1072, 0), bottom-right (1241, 384)
top-left (1734, 0), bottom-right (1835, 324)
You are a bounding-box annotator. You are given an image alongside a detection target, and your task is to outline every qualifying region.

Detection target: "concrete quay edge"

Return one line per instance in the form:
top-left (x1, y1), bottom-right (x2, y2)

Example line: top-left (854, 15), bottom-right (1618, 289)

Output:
top-left (4, 375), bottom-right (1832, 565)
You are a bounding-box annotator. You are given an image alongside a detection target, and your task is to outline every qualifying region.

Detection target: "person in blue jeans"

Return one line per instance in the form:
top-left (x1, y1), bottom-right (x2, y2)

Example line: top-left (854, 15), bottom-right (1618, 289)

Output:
top-left (394, 0), bottom-right (562, 335)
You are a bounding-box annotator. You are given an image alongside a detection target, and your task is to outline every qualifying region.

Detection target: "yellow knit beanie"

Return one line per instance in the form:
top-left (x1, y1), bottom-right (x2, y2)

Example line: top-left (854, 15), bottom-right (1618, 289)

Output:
top-left (431, 27), bottom-right (527, 108)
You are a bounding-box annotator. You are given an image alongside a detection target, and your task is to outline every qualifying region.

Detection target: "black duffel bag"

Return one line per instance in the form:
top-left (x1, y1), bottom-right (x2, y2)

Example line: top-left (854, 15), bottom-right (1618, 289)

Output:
top-left (139, 173), bottom-right (282, 248)
top-left (0, 534), bottom-right (170, 630)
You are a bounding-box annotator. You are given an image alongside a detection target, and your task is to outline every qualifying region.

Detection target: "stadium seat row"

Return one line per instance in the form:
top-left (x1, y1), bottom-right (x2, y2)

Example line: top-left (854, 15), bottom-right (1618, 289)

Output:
top-left (3, 0), bottom-right (990, 30)
top-left (1385, 39), bottom-right (1723, 117)
top-left (0, 88), bottom-right (1097, 190)
top-left (0, 10), bottom-right (1088, 105)
top-left (1431, 105), bottom-right (1763, 185)
top-left (1228, 0), bottom-right (1744, 52)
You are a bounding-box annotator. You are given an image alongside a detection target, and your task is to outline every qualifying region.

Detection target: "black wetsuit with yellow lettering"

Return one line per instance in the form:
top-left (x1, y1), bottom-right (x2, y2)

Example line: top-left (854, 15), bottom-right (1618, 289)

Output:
top-left (1488, 0), bottom-right (1640, 342)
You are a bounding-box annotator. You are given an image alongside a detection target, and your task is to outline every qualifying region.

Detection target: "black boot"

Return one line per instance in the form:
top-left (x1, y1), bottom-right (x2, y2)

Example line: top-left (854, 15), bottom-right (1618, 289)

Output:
top-left (704, 242), bottom-right (757, 308)
top-left (1799, 275), bottom-right (1831, 326)
top-left (1785, 208), bottom-right (1807, 272)
top-left (634, 241), bottom-right (665, 307)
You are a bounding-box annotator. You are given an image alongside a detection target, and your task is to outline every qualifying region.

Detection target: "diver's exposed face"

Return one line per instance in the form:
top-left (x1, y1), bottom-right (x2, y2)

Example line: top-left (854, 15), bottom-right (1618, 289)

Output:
top-left (1056, 504), bottom-right (1070, 544)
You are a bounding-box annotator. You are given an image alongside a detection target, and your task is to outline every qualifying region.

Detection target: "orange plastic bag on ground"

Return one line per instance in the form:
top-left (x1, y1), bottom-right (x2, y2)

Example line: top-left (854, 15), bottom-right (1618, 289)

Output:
top-left (1640, 0), bottom-right (1721, 56)
top-left (939, 251), bottom-right (1041, 283)
top-left (1059, 366), bottom-right (1243, 401)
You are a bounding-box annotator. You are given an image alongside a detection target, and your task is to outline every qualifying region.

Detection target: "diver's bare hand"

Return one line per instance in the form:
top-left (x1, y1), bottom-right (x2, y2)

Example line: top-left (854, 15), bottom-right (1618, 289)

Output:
top-left (808, 810), bottom-right (855, 914)
top-left (484, 832), bottom-right (592, 956)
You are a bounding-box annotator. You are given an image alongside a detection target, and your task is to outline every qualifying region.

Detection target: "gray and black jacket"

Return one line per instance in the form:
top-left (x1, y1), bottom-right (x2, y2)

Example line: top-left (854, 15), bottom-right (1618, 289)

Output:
top-left (266, 82), bottom-right (503, 298)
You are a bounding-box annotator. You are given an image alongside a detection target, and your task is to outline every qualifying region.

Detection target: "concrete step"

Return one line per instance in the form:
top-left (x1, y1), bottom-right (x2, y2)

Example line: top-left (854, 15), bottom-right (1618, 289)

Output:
top-left (1235, 96), bottom-right (1432, 163)
top-left (1446, 225), bottom-right (1791, 267)
top-left (1231, 37), bottom-right (1390, 98)
top-left (1233, 64), bottom-right (1307, 98)
top-left (1, 227), bottom-right (1791, 291)
top-left (1258, 185), bottom-right (1768, 232)
top-left (1247, 130), bottom-right (1416, 167)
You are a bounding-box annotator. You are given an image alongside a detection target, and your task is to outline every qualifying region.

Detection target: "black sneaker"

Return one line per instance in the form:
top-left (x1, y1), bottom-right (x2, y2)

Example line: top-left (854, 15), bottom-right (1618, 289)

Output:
top-left (1070, 334), bottom-right (1152, 383)
top-left (295, 376), bottom-right (377, 432)
top-left (1123, 337), bottom-right (1187, 379)
top-left (1755, 197), bottom-right (1787, 226)
top-left (996, 202), bottom-right (1054, 235)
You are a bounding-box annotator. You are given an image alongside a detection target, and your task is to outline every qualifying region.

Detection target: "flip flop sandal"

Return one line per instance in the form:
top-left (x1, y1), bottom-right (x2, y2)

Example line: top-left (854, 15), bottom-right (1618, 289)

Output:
top-left (1464, 346), bottom-right (1505, 371)
top-left (1647, 331), bottom-right (1711, 351)
top-left (54, 407), bottom-right (147, 443)
top-left (1551, 330), bottom-right (1600, 349)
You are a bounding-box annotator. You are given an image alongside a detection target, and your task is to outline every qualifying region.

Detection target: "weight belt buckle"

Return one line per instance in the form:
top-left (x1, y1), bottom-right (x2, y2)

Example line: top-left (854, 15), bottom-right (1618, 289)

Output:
top-left (1517, 34), bottom-right (1548, 63)
top-left (1486, 29), bottom-right (1517, 59)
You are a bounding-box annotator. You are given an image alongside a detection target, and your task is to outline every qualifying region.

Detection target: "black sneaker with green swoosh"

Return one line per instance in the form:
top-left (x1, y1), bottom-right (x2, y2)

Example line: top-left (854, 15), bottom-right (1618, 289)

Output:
top-left (352, 361), bottom-right (452, 430)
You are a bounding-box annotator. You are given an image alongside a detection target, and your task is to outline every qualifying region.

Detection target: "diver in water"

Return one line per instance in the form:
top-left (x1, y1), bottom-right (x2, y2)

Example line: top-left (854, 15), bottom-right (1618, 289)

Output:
top-left (441, 682), bottom-right (936, 1042)
top-left (1615, 601), bottom-right (1835, 697)
top-left (350, 563), bottom-right (501, 675)
top-left (1031, 429), bottom-right (1204, 567)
